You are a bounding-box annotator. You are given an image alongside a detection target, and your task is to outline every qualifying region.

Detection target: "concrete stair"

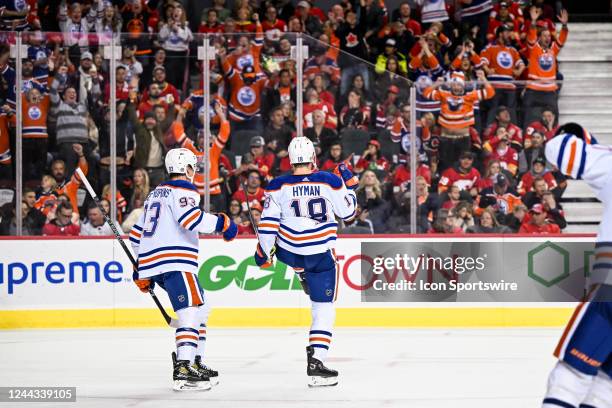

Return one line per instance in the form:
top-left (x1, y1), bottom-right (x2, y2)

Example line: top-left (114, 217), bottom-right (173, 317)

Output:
top-left (556, 23), bottom-right (610, 232)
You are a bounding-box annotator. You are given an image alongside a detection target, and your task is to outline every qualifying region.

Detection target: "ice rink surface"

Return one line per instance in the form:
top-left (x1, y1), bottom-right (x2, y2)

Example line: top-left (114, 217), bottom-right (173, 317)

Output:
top-left (0, 327), bottom-right (562, 408)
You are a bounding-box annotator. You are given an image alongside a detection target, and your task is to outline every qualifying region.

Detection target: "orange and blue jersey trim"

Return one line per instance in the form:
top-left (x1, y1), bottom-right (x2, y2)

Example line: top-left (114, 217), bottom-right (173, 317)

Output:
top-left (276, 222), bottom-right (338, 248)
top-left (179, 207), bottom-right (204, 231)
top-left (556, 134), bottom-right (587, 180)
top-left (137, 246), bottom-right (199, 272)
top-left (129, 224), bottom-right (142, 245)
top-left (258, 216), bottom-right (280, 234)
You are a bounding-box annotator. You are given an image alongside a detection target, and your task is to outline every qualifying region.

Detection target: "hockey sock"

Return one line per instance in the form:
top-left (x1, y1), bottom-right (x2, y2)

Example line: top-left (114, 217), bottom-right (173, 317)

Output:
top-left (309, 301), bottom-right (335, 361)
top-left (196, 303), bottom-right (211, 360)
top-left (543, 362), bottom-right (593, 408)
top-left (175, 306), bottom-right (200, 363)
top-left (581, 370), bottom-right (612, 407)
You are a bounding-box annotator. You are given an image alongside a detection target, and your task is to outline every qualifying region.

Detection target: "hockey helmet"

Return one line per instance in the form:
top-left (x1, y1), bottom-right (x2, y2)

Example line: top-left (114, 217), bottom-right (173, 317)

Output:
top-left (165, 148), bottom-right (198, 182)
top-left (554, 122), bottom-right (598, 145)
top-left (288, 137), bottom-right (316, 165)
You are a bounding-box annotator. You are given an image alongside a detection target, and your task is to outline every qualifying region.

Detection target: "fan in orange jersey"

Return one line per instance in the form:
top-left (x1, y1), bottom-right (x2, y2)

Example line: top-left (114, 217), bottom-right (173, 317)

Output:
top-left (34, 144), bottom-right (88, 216)
top-left (220, 46), bottom-right (269, 129)
top-left (227, 13), bottom-right (264, 76)
top-left (50, 144), bottom-right (88, 213)
top-left (169, 102), bottom-right (230, 211)
top-left (479, 25), bottom-right (525, 124)
top-left (522, 7), bottom-right (568, 126)
top-left (423, 70), bottom-right (494, 170)
top-left (8, 88), bottom-right (50, 180)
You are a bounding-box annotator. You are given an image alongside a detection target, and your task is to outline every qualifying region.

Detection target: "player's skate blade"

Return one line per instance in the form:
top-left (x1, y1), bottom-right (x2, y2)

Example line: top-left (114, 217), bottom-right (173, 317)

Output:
top-left (306, 346), bottom-right (338, 387)
top-left (172, 355), bottom-right (211, 392)
top-left (308, 375), bottom-right (339, 387)
top-left (194, 355), bottom-right (220, 386)
top-left (172, 352), bottom-right (219, 386)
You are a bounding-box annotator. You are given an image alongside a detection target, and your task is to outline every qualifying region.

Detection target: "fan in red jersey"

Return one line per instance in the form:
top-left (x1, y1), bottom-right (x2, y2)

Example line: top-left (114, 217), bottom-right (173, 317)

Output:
top-left (438, 151), bottom-right (481, 195)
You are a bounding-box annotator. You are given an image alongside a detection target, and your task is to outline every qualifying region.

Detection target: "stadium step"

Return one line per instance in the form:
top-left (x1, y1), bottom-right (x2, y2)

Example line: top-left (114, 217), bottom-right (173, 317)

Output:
top-left (563, 224), bottom-right (600, 234)
top-left (560, 81), bottom-right (612, 96)
top-left (563, 180), bottom-right (600, 199)
top-left (559, 97), bottom-right (612, 114)
top-left (559, 61), bottom-right (612, 78)
top-left (567, 23), bottom-right (612, 32)
top-left (562, 202), bottom-right (603, 223)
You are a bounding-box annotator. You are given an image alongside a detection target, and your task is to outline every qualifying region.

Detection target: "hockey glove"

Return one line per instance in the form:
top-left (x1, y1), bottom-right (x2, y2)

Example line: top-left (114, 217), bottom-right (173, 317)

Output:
top-left (133, 270), bottom-right (154, 293)
top-left (254, 243), bottom-right (273, 268)
top-left (334, 163), bottom-right (359, 190)
top-left (216, 213), bottom-right (238, 241)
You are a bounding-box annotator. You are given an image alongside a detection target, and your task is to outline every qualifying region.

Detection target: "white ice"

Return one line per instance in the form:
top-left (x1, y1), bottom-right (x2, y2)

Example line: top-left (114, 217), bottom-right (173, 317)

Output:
top-left (0, 328), bottom-right (562, 408)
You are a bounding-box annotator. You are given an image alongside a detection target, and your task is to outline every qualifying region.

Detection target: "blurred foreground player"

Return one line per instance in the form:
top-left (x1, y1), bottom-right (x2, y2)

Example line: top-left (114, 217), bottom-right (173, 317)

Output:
top-left (542, 123), bottom-right (612, 408)
top-left (129, 148), bottom-right (238, 391)
top-left (253, 137), bottom-right (358, 387)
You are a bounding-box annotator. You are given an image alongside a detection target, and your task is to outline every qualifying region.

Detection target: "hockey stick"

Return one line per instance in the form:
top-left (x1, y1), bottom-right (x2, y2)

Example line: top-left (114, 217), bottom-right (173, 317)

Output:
top-left (240, 179), bottom-right (262, 242)
top-left (76, 168), bottom-right (178, 328)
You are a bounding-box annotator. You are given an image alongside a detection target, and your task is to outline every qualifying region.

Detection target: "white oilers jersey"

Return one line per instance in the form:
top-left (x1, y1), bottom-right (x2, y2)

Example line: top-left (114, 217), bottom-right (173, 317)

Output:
top-left (545, 134), bottom-right (612, 285)
top-left (258, 171), bottom-right (357, 256)
top-left (128, 179), bottom-right (219, 279)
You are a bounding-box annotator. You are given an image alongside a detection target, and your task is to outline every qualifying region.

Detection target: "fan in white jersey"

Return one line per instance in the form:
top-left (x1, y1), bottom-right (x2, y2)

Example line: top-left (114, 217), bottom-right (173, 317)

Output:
top-left (128, 148), bottom-right (238, 391)
top-left (542, 123), bottom-right (612, 408)
top-left (253, 137), bottom-right (358, 387)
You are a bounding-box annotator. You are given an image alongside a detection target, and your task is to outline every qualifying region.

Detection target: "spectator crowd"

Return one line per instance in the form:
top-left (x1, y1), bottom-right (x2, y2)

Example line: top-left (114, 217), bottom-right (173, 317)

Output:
top-left (0, 0), bottom-right (570, 236)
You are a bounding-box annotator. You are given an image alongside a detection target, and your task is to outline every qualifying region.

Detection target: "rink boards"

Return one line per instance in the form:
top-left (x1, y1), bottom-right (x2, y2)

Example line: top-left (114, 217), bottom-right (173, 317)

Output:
top-left (0, 235), bottom-right (593, 329)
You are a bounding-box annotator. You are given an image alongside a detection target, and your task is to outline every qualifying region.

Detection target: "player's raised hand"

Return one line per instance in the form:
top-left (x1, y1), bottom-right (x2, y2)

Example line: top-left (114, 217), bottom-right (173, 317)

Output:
top-left (334, 163), bottom-right (359, 190)
top-left (558, 9), bottom-right (569, 25)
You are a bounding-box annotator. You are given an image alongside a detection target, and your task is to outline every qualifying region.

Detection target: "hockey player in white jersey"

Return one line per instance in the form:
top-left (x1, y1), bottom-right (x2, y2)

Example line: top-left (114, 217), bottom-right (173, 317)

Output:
top-left (128, 148), bottom-right (238, 391)
top-left (542, 123), bottom-right (612, 408)
top-left (253, 137), bottom-right (358, 387)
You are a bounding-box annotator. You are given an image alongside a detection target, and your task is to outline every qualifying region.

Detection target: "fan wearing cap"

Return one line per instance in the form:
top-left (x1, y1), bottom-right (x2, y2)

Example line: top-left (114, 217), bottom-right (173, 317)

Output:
top-left (522, 6), bottom-right (568, 126)
top-left (438, 150), bottom-right (481, 195)
top-left (517, 155), bottom-right (557, 196)
top-left (479, 24), bottom-right (525, 125)
top-left (374, 38), bottom-right (408, 75)
top-left (219, 46), bottom-right (268, 131)
top-left (355, 139), bottom-right (390, 174)
top-left (141, 66), bottom-right (180, 106)
top-left (476, 173), bottom-right (522, 219)
top-left (540, 122), bottom-right (612, 408)
top-left (517, 203), bottom-right (560, 233)
top-left (234, 135), bottom-right (276, 181)
top-left (423, 69), bottom-right (494, 170)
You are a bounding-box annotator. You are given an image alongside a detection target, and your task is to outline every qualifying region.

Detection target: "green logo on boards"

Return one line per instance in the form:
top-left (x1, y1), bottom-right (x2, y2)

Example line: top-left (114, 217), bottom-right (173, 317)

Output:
top-left (527, 241), bottom-right (570, 287)
top-left (197, 256), bottom-right (302, 291)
